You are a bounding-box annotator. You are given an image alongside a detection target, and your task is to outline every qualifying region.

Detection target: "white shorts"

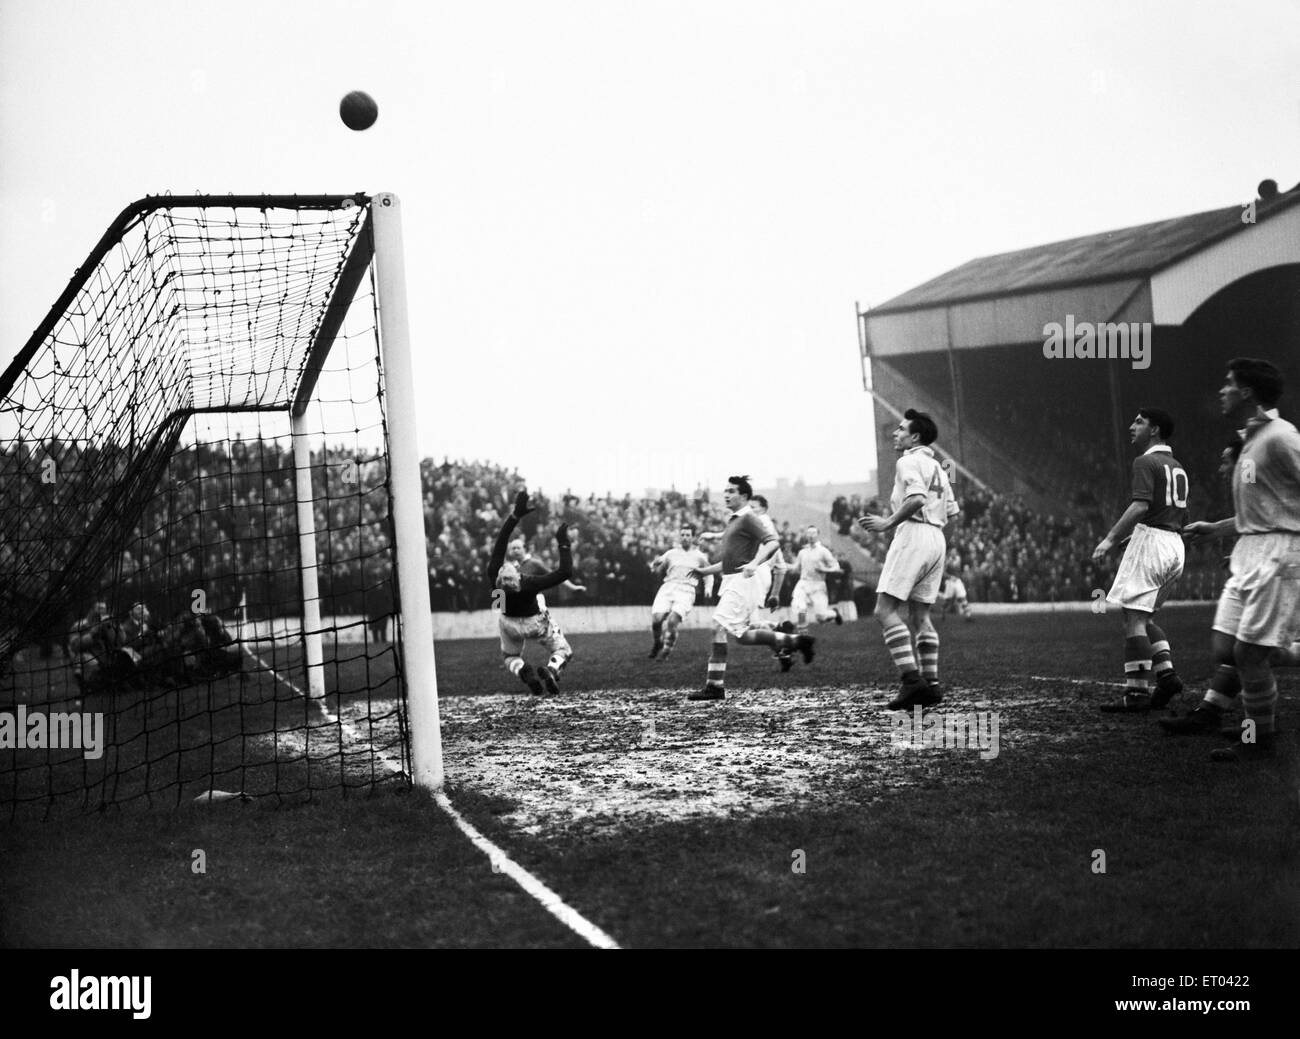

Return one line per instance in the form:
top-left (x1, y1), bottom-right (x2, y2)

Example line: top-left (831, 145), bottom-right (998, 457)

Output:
top-left (792, 579), bottom-right (831, 619)
top-left (652, 581), bottom-right (697, 619)
top-left (877, 522), bottom-right (945, 604)
top-left (939, 577), bottom-right (967, 602)
top-left (713, 572), bottom-right (765, 638)
top-left (498, 611), bottom-right (571, 659)
top-left (1106, 524), bottom-right (1185, 613)
top-left (1212, 532), bottom-right (1300, 648)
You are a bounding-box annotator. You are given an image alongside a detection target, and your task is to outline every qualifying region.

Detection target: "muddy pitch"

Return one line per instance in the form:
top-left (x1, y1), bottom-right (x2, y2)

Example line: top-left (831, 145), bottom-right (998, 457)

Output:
top-left (433, 684), bottom-right (1089, 839)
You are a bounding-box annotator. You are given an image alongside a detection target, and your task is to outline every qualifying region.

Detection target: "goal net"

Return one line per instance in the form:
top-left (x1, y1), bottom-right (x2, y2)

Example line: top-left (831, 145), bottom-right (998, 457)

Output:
top-left (0, 194), bottom-right (439, 817)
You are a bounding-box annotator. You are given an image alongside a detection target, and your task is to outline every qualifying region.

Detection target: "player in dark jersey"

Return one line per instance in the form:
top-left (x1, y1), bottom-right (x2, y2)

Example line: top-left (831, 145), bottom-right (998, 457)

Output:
top-left (489, 491), bottom-right (574, 695)
top-left (1091, 409), bottom-right (1188, 712)
top-left (688, 475), bottom-right (813, 701)
top-left (507, 534), bottom-right (587, 603)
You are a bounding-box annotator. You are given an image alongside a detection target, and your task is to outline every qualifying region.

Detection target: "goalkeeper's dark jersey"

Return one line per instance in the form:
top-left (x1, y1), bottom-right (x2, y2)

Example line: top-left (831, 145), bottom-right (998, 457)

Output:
top-left (488, 514), bottom-right (572, 618)
top-left (1132, 445), bottom-right (1188, 531)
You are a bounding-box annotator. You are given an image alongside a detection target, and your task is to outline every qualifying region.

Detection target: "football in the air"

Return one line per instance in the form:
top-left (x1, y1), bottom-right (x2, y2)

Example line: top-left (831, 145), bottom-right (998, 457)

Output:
top-left (340, 90), bottom-right (379, 131)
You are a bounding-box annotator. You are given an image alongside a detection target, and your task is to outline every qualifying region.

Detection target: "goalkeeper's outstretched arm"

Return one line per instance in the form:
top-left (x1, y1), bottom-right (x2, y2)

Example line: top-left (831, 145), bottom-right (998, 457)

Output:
top-left (487, 514), bottom-right (519, 585)
top-left (488, 490), bottom-right (535, 583)
top-left (519, 524), bottom-right (573, 595)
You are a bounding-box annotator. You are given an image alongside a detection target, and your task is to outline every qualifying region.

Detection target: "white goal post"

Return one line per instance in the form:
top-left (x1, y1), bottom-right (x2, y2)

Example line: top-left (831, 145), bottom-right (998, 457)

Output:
top-left (370, 194), bottom-right (443, 789)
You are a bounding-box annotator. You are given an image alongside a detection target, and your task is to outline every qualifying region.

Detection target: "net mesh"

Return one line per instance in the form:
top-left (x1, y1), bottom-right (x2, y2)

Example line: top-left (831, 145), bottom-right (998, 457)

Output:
top-left (0, 196), bottom-right (411, 817)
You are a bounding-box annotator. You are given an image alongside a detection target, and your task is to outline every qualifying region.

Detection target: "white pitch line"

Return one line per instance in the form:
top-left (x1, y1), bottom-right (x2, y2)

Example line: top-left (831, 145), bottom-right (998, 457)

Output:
top-left (432, 789), bottom-right (621, 949)
top-left (242, 645), bottom-right (401, 770)
top-left (242, 643), bottom-right (620, 950)
top-left (1024, 674), bottom-right (1130, 690)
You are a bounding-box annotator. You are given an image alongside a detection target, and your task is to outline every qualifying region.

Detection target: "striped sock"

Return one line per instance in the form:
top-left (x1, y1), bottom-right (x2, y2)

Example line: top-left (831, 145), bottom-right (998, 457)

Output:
top-left (505, 657), bottom-right (524, 677)
top-left (915, 630), bottom-right (939, 683)
top-left (1123, 635), bottom-right (1152, 692)
top-left (1147, 623), bottom-right (1174, 676)
top-left (1204, 664), bottom-right (1240, 711)
top-left (1241, 676), bottom-right (1278, 737)
top-left (883, 623), bottom-right (917, 676)
top-left (706, 640), bottom-right (728, 690)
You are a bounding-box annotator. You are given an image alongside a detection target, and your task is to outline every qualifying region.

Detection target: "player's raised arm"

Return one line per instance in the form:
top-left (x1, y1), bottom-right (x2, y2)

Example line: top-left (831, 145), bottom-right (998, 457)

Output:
top-left (489, 490), bottom-right (535, 581)
top-left (488, 516), bottom-right (519, 583)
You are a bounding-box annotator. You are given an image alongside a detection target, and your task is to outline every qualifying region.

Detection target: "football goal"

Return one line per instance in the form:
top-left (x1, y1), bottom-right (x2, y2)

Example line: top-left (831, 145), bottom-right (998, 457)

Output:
top-left (0, 193), bottom-right (441, 817)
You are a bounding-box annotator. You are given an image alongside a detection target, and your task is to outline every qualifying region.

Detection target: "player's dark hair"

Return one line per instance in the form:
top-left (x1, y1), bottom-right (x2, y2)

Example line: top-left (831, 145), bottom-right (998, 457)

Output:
top-left (903, 408), bottom-right (938, 446)
top-left (679, 523), bottom-right (695, 535)
top-left (1136, 408), bottom-right (1174, 440)
top-left (727, 474), bottom-right (753, 498)
top-left (752, 494), bottom-right (769, 509)
top-left (1227, 357), bottom-right (1284, 406)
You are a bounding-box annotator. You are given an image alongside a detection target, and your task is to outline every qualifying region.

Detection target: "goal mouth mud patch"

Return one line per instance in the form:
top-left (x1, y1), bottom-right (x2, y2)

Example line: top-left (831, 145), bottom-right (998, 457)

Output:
top-left (341, 685), bottom-right (1086, 840)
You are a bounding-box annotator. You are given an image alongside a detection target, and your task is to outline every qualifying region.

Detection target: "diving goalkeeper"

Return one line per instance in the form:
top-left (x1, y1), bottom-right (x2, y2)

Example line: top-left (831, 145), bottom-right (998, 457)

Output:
top-left (489, 490), bottom-right (575, 695)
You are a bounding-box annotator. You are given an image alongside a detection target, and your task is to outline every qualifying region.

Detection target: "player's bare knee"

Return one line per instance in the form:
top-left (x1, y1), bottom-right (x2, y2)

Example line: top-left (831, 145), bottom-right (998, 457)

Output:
top-left (1122, 609), bottom-right (1149, 638)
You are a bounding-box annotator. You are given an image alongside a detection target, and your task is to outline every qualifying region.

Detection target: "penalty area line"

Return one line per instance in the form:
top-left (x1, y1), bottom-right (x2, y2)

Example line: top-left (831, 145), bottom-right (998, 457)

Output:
top-left (242, 643), bottom-right (621, 950)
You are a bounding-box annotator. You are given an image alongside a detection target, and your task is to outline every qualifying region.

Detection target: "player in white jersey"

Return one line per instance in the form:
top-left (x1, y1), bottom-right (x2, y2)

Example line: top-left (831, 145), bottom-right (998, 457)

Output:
top-left (750, 497), bottom-right (797, 670)
top-left (1160, 358), bottom-right (1300, 761)
top-left (860, 408), bottom-right (960, 711)
top-left (649, 525), bottom-right (711, 659)
top-left (792, 526), bottom-right (844, 631)
top-left (748, 497), bottom-right (789, 621)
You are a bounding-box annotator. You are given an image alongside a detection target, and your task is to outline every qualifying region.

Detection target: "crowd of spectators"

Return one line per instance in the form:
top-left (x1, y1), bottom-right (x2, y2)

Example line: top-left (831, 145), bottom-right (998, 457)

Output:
top-left (3, 440), bottom-right (1234, 631)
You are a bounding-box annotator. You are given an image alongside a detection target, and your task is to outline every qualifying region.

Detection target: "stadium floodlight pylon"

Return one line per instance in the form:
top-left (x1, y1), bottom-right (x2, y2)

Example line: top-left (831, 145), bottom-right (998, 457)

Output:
top-left (0, 192), bottom-right (442, 814)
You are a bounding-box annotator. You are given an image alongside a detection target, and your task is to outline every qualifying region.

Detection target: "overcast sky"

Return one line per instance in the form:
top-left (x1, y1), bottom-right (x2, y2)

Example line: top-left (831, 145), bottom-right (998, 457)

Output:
top-left (2, 0), bottom-right (1297, 497)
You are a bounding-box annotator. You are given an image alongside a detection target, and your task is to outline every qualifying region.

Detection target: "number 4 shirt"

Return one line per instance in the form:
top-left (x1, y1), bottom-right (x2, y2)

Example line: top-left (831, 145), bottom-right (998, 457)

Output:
top-left (891, 445), bottom-right (960, 528)
top-left (1133, 444), bottom-right (1188, 531)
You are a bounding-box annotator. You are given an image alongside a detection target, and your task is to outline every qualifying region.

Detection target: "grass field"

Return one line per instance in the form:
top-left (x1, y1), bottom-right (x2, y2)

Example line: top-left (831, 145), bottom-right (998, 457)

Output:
top-left (2, 603), bottom-right (1298, 948)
